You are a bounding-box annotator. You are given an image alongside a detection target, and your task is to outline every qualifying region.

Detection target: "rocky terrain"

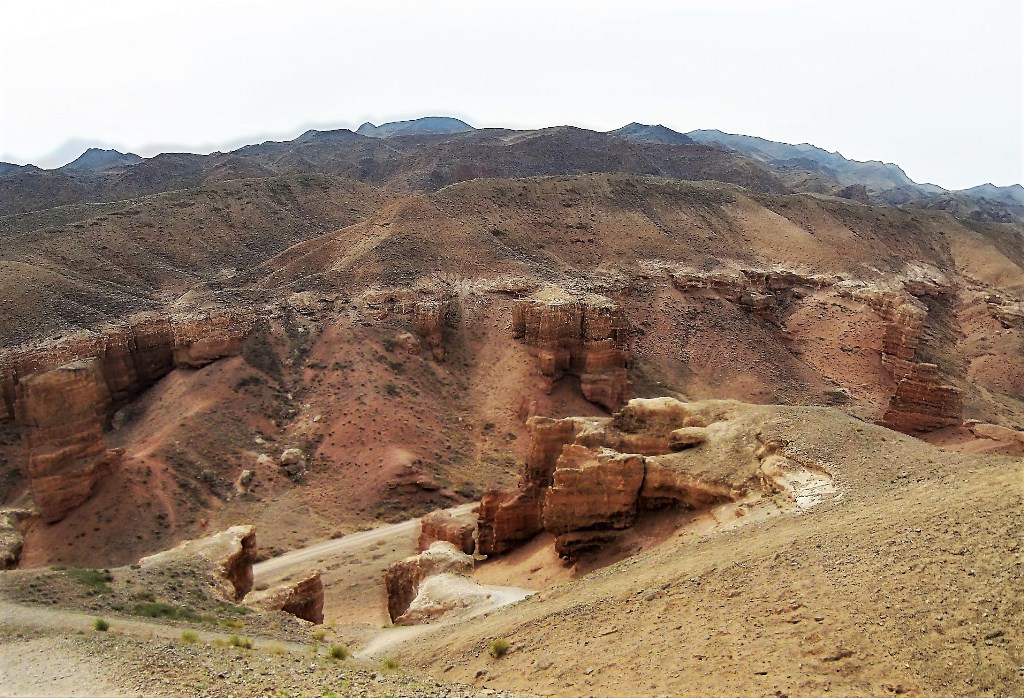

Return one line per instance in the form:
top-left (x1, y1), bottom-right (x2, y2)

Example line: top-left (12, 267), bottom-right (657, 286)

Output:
top-left (1, 116), bottom-right (1022, 696)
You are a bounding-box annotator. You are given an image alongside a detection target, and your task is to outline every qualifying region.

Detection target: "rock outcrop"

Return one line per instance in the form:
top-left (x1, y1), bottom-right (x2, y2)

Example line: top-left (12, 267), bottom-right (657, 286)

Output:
top-left (881, 363), bottom-right (963, 433)
top-left (244, 569), bottom-right (324, 624)
top-left (512, 289), bottom-right (631, 410)
top-left (0, 508), bottom-right (31, 569)
top-left (412, 297), bottom-right (456, 361)
top-left (384, 541), bottom-right (474, 623)
top-left (15, 359), bottom-right (123, 522)
top-left (480, 398), bottom-right (832, 560)
top-left (0, 309), bottom-right (253, 426)
top-left (418, 510), bottom-right (475, 555)
top-left (140, 524), bottom-right (257, 601)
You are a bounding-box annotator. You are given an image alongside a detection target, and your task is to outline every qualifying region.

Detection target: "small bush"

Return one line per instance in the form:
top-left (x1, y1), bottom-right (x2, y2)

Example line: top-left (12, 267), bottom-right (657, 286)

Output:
top-left (489, 639), bottom-right (510, 658)
top-left (180, 631), bottom-right (199, 644)
top-left (382, 338), bottom-right (396, 352)
top-left (383, 382), bottom-right (399, 397)
top-left (132, 602), bottom-right (205, 622)
top-left (219, 619), bottom-right (245, 629)
top-left (328, 645), bottom-right (349, 660)
top-left (381, 657), bottom-right (399, 671)
top-left (312, 629), bottom-right (327, 642)
top-left (228, 635), bottom-right (254, 650)
top-left (67, 568), bottom-right (113, 594)
top-left (93, 618), bottom-right (110, 632)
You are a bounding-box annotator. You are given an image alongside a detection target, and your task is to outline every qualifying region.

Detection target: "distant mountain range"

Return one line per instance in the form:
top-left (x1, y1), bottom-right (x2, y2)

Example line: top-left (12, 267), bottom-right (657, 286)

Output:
top-left (0, 116), bottom-right (1020, 223)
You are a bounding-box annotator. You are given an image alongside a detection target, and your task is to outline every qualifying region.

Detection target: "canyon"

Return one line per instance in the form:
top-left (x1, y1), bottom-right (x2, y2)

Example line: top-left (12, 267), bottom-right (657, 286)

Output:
top-left (1, 121), bottom-right (1022, 697)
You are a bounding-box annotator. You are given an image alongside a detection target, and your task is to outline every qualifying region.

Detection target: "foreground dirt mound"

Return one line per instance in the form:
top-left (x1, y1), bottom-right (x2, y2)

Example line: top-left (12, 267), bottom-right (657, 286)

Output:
top-left (404, 408), bottom-right (1024, 697)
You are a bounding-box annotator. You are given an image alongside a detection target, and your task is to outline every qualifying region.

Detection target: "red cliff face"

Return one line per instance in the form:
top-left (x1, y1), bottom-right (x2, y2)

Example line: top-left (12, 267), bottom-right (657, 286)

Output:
top-left (1, 309), bottom-right (253, 521)
top-left (15, 359), bottom-right (122, 522)
top-left (512, 290), bottom-right (631, 410)
top-left (418, 510), bottom-right (475, 555)
top-left (881, 363), bottom-right (964, 433)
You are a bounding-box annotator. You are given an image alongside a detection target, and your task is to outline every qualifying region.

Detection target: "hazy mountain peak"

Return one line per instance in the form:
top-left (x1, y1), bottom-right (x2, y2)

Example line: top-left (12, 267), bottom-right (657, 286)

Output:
top-left (355, 116), bottom-right (474, 138)
top-left (61, 147), bottom-right (142, 172)
top-left (610, 123), bottom-right (695, 145)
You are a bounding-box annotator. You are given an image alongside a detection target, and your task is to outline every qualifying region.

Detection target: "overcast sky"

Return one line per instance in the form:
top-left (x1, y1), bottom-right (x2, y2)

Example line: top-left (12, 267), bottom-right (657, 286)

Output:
top-left (1, 0), bottom-right (1021, 189)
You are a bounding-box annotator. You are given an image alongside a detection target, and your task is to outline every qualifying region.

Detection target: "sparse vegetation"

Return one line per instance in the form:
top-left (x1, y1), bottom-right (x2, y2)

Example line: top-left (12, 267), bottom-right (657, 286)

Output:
top-left (381, 657), bottom-right (399, 671)
top-left (228, 635), bottom-right (254, 650)
top-left (66, 568), bottom-right (113, 594)
top-left (180, 630), bottom-right (199, 644)
top-left (328, 644), bottom-right (349, 660)
top-left (132, 601), bottom-right (208, 623)
top-left (489, 638), bottom-right (510, 658)
top-left (93, 618), bottom-right (110, 632)
top-left (312, 629), bottom-right (327, 642)
top-left (383, 382), bottom-right (400, 397)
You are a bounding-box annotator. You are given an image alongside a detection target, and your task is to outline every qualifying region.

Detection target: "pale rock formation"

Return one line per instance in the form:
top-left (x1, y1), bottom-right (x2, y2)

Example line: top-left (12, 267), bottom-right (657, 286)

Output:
top-left (384, 541), bottom-right (473, 623)
top-left (244, 569), bottom-right (324, 623)
top-left (140, 524), bottom-right (257, 601)
top-left (0, 508), bottom-right (31, 569)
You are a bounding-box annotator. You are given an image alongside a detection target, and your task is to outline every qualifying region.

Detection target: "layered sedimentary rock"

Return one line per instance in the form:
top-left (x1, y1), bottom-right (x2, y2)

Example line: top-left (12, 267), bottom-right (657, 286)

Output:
top-left (245, 569), bottom-right (324, 624)
top-left (418, 510), bottom-right (475, 555)
top-left (140, 524), bottom-right (257, 601)
top-left (0, 309), bottom-right (253, 426)
top-left (512, 289), bottom-right (631, 410)
top-left (15, 359), bottom-right (122, 522)
top-left (881, 363), bottom-right (964, 432)
top-left (480, 398), bottom-right (831, 560)
top-left (477, 416), bottom-right (582, 555)
top-left (542, 448), bottom-right (645, 557)
top-left (853, 289), bottom-right (928, 378)
top-left (0, 310), bottom-right (253, 520)
top-left (384, 541), bottom-right (474, 623)
top-left (412, 297), bottom-right (456, 361)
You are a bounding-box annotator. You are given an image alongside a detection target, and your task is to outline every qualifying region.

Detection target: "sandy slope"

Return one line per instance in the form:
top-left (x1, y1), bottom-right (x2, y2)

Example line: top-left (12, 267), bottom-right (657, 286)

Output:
top-left (397, 407), bottom-right (1023, 697)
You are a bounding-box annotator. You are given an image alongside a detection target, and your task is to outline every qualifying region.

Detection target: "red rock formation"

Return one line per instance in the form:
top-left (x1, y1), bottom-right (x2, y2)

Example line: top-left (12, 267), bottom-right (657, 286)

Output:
top-left (140, 524), bottom-right (257, 602)
top-left (542, 447), bottom-right (645, 557)
top-left (245, 570), bottom-right (324, 624)
top-left (418, 510), bottom-right (475, 555)
top-left (512, 290), bottom-right (631, 410)
top-left (479, 398), bottom-right (829, 561)
top-left (413, 297), bottom-right (455, 361)
top-left (15, 359), bottom-right (122, 522)
top-left (477, 416), bottom-right (581, 555)
top-left (881, 363), bottom-right (963, 433)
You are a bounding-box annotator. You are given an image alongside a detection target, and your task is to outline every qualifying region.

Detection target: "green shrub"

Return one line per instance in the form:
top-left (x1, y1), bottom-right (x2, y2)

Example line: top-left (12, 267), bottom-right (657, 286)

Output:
top-left (383, 382), bottom-right (399, 397)
top-left (381, 657), bottom-right (399, 671)
top-left (228, 635), bottom-right (254, 649)
top-left (328, 645), bottom-right (349, 660)
top-left (489, 638), bottom-right (510, 658)
top-left (180, 630), bottom-right (199, 644)
top-left (67, 568), bottom-right (113, 594)
top-left (93, 618), bottom-right (110, 632)
top-left (132, 602), bottom-right (205, 622)
top-left (312, 629), bottom-right (327, 642)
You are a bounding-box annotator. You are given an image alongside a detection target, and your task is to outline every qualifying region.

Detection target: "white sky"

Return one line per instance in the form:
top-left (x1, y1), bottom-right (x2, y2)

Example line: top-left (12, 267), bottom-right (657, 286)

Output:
top-left (1, 0), bottom-right (1021, 190)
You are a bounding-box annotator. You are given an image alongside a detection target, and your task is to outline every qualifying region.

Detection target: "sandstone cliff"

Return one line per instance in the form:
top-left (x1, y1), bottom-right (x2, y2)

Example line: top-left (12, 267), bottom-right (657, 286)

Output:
top-left (15, 359), bottom-right (122, 522)
top-left (479, 398), bottom-right (834, 559)
top-left (512, 289), bottom-right (631, 410)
